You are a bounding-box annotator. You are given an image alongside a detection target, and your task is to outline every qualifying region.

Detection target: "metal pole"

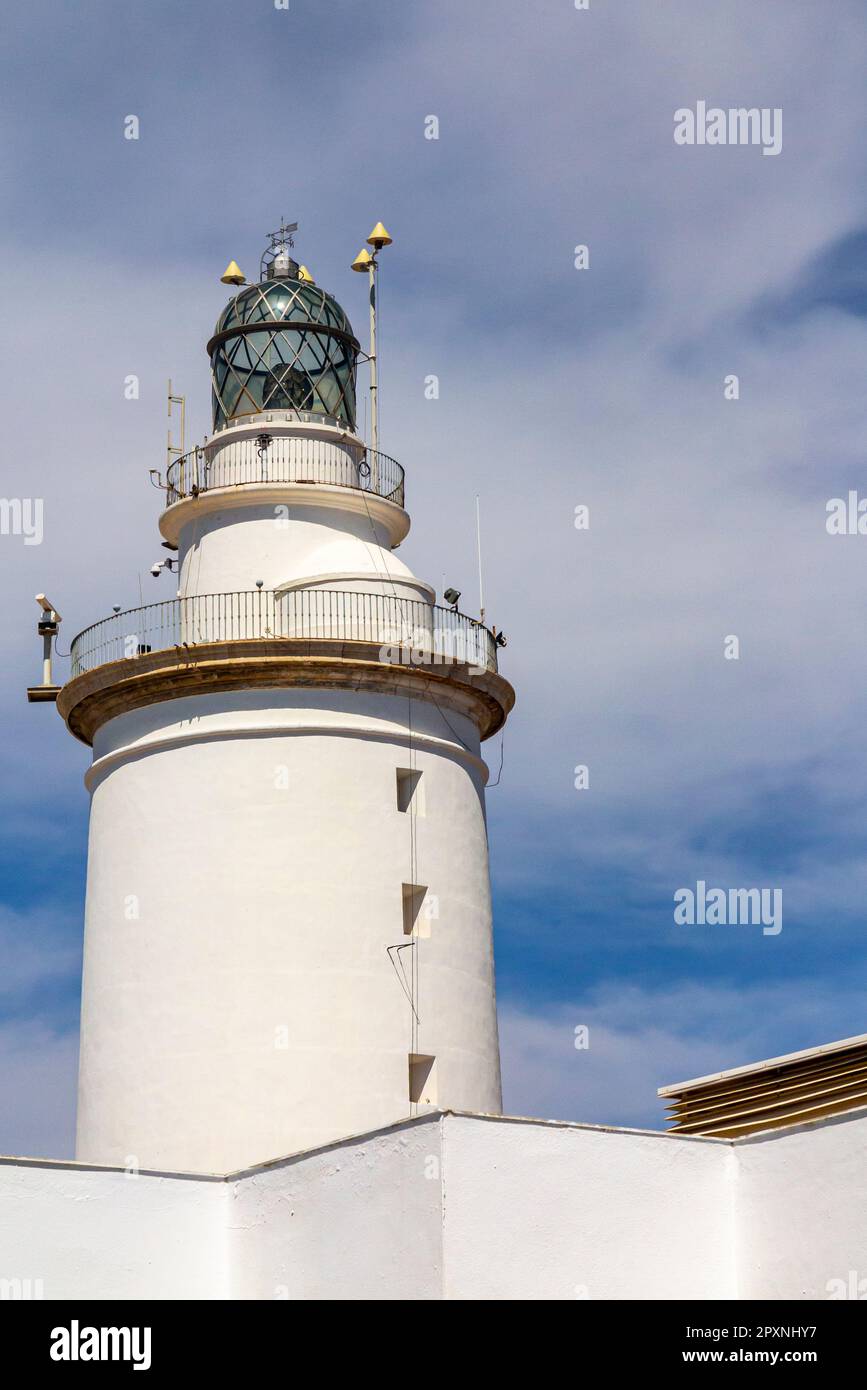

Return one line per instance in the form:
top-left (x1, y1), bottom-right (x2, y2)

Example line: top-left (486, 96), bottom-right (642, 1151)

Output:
top-left (368, 259), bottom-right (378, 455)
top-left (475, 494), bottom-right (485, 622)
top-left (42, 628), bottom-right (53, 686)
top-left (168, 379), bottom-right (186, 495)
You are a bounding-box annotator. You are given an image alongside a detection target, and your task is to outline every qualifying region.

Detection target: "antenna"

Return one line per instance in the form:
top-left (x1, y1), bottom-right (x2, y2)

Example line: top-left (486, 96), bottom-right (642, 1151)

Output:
top-left (351, 222), bottom-right (393, 455)
top-left (167, 379), bottom-right (185, 484)
top-left (475, 494), bottom-right (485, 623)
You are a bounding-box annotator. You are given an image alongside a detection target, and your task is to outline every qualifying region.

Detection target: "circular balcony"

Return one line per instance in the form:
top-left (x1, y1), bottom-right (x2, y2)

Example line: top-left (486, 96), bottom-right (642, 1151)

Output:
top-left (166, 437), bottom-right (404, 509)
top-left (70, 590), bottom-right (498, 678)
top-left (59, 590), bottom-right (513, 748)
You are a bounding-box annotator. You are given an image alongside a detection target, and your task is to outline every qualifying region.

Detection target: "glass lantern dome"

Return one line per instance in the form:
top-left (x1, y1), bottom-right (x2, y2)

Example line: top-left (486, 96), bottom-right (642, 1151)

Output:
top-left (207, 264), bottom-right (360, 432)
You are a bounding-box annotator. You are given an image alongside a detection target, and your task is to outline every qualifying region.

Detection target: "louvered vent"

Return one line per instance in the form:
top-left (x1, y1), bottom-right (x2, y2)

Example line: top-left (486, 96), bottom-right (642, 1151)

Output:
top-left (659, 1033), bottom-right (867, 1138)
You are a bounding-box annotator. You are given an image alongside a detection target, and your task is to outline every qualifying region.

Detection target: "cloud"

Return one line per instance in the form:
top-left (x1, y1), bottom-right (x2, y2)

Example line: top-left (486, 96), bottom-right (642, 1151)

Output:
top-left (0, 910), bottom-right (80, 1157)
top-left (500, 978), bottom-right (867, 1130)
top-left (0, 1021), bottom-right (78, 1159)
top-left (0, 905), bottom-right (80, 1004)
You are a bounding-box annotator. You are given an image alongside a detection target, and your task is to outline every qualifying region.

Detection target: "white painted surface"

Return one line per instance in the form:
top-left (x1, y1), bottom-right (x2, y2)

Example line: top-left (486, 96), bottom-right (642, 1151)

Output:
top-left (162, 419), bottom-right (416, 600)
top-left (735, 1108), bottom-right (867, 1300)
top-left (77, 411), bottom-right (504, 1174)
top-left (227, 1117), bottom-right (443, 1300)
top-left (171, 492), bottom-right (422, 601)
top-left (77, 689), bottom-right (501, 1173)
top-left (440, 1115), bottom-right (734, 1300)
top-left (0, 1160), bottom-right (226, 1300)
top-left (2, 1111), bottom-right (865, 1299)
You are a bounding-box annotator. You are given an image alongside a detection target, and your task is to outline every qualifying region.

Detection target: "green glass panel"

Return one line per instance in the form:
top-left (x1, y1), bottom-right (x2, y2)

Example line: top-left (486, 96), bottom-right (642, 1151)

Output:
top-left (210, 276), bottom-right (358, 429)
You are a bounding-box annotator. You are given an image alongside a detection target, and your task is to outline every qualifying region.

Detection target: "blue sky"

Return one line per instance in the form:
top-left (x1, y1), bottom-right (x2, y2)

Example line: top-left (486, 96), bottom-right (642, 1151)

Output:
top-left (3, 0), bottom-right (867, 1155)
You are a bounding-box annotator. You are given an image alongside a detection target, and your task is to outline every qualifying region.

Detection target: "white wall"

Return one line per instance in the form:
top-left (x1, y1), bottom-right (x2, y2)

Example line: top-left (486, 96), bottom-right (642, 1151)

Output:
top-left (228, 1117), bottom-right (443, 1300)
top-left (440, 1114), bottom-right (734, 1300)
top-left (77, 689), bottom-right (501, 1174)
top-left (229, 1113), bottom-right (733, 1300)
top-left (735, 1108), bottom-right (867, 1300)
top-left (165, 419), bottom-right (416, 601)
top-left (4, 1109), bottom-right (865, 1300)
top-left (174, 495), bottom-right (420, 600)
top-left (0, 1159), bottom-right (227, 1300)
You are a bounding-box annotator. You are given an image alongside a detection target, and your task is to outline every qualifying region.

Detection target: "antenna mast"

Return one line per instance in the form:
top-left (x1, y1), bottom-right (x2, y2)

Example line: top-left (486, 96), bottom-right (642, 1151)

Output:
top-left (167, 380), bottom-right (185, 488)
top-left (476, 494), bottom-right (485, 623)
top-left (351, 222), bottom-right (393, 456)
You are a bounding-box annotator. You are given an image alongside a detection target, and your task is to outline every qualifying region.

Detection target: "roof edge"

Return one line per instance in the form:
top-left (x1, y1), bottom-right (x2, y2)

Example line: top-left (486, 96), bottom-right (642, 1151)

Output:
top-left (658, 1031), bottom-right (867, 1097)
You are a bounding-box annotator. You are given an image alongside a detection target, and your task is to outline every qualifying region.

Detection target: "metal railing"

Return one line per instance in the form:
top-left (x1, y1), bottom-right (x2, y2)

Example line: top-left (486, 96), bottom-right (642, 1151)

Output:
top-left (166, 438), bottom-right (404, 508)
top-left (70, 590), bottom-right (497, 678)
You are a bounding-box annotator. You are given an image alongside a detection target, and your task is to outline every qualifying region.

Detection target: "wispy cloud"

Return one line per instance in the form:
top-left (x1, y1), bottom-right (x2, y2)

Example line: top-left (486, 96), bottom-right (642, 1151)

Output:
top-left (500, 978), bottom-right (867, 1130)
top-left (0, 1020), bottom-right (78, 1159)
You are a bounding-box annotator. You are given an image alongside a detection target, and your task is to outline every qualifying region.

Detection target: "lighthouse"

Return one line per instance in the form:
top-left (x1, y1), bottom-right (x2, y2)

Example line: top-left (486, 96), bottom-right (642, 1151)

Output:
top-left (16, 235), bottom-right (867, 1310)
top-left (56, 225), bottom-right (515, 1174)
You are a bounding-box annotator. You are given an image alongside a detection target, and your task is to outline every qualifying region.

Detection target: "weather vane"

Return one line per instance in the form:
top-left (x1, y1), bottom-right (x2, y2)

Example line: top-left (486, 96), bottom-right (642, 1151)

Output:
top-left (269, 218), bottom-right (298, 250)
top-left (258, 219), bottom-right (300, 281)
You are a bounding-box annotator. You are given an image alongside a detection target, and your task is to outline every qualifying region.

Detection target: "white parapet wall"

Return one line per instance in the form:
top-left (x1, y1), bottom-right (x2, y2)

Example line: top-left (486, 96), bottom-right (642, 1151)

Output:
top-left (438, 1114), bottom-right (734, 1300)
top-left (2, 1108), bottom-right (866, 1300)
top-left (228, 1112), bottom-right (735, 1299)
top-left (0, 1159), bottom-right (228, 1301)
top-left (734, 1111), bottom-right (867, 1300)
top-left (227, 1117), bottom-right (445, 1300)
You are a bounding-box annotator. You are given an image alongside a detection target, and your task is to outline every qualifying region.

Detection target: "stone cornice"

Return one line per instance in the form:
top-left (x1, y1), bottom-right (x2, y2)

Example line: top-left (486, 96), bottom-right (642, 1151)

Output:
top-left (56, 639), bottom-right (515, 747)
top-left (159, 482), bottom-right (410, 548)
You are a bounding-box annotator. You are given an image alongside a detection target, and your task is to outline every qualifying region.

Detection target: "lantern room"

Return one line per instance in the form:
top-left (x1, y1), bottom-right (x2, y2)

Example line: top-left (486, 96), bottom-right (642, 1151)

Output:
top-left (207, 227), bottom-right (360, 431)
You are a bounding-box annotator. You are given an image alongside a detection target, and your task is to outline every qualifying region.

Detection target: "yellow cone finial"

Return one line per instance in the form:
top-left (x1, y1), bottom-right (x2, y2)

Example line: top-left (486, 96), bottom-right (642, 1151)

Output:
top-left (367, 221), bottom-right (393, 249)
top-left (220, 260), bottom-right (246, 286)
top-left (351, 247), bottom-right (373, 273)
top-left (297, 265), bottom-right (315, 283)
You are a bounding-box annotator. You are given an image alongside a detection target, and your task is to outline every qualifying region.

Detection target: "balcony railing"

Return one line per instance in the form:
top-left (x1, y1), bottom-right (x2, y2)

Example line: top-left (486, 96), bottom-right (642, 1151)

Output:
top-left (69, 590), bottom-right (497, 678)
top-left (166, 438), bottom-right (404, 508)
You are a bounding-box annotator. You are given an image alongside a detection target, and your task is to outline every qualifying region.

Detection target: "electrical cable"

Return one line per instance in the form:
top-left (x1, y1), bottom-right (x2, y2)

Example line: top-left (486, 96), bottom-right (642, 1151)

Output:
top-left (355, 365), bottom-right (425, 1079)
top-left (487, 733), bottom-right (505, 788)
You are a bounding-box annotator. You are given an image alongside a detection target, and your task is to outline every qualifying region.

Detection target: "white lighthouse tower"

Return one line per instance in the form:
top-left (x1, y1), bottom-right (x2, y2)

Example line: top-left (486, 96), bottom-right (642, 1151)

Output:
top-left (58, 225), bottom-right (515, 1174)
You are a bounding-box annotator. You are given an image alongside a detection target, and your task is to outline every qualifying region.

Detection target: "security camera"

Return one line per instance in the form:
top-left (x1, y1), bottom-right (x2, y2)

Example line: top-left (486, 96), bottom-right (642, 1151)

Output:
top-left (150, 563), bottom-right (163, 578)
top-left (443, 587), bottom-right (461, 608)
